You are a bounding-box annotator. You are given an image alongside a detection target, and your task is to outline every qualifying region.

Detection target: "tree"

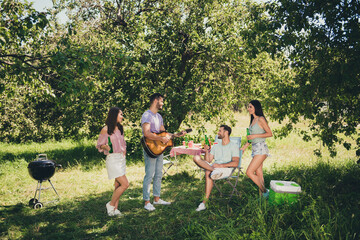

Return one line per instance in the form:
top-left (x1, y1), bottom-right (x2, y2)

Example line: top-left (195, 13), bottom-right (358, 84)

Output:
top-left (1, 0), bottom-right (286, 158)
top-left (0, 0), bottom-right (55, 141)
top-left (265, 0), bottom-right (360, 157)
top-left (50, 0), bottom-right (282, 132)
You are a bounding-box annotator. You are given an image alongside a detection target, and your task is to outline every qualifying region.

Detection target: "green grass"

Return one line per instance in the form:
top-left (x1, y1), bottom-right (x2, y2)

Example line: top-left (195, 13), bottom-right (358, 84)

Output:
top-left (1, 115), bottom-right (359, 239)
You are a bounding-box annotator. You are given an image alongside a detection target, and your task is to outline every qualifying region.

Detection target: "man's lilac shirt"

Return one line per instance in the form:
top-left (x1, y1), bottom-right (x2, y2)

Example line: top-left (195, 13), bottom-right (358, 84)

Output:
top-left (141, 110), bottom-right (163, 135)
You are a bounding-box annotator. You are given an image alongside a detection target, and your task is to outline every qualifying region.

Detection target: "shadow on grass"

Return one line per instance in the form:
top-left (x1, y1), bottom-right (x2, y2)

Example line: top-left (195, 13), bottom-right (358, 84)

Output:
top-left (264, 161), bottom-right (360, 205)
top-left (0, 173), bottom-right (207, 239)
top-left (0, 144), bottom-right (144, 169)
top-left (1, 162), bottom-right (360, 239)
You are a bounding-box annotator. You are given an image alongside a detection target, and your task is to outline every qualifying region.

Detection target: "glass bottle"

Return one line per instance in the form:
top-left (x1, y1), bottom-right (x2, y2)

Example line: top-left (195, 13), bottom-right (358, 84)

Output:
top-left (246, 128), bottom-right (252, 143)
top-left (205, 135), bottom-right (211, 149)
top-left (108, 136), bottom-right (113, 153)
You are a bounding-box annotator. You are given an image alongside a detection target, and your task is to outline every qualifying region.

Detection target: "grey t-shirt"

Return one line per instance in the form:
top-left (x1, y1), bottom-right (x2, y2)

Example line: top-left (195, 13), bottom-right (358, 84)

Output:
top-left (210, 141), bottom-right (239, 164)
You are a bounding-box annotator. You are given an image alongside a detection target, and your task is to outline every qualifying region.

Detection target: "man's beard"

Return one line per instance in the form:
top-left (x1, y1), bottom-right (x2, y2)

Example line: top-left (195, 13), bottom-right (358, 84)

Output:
top-left (218, 134), bottom-right (224, 139)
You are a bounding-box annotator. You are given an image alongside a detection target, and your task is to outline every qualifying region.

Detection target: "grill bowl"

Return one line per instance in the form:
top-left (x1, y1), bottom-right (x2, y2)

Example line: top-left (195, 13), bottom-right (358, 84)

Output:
top-left (28, 159), bottom-right (58, 181)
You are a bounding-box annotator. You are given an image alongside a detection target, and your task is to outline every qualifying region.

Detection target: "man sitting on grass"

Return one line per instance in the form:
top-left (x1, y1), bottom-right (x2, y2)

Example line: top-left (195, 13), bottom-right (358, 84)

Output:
top-left (193, 125), bottom-right (240, 211)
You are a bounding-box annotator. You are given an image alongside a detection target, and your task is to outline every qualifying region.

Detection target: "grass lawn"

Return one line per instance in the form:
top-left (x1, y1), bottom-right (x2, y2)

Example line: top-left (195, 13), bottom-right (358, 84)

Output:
top-left (1, 114), bottom-right (359, 239)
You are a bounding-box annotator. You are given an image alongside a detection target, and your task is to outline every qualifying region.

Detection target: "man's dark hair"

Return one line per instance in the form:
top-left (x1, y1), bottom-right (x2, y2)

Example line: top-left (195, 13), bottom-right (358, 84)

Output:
top-left (149, 93), bottom-right (164, 105)
top-left (220, 124), bottom-right (232, 136)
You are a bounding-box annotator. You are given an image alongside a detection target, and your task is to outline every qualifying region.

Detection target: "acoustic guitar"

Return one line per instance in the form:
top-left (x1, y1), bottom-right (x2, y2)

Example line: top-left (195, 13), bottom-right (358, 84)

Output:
top-left (141, 128), bottom-right (192, 158)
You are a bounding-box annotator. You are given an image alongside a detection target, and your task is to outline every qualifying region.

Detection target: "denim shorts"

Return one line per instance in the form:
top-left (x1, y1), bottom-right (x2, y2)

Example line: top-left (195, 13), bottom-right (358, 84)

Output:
top-left (251, 142), bottom-right (270, 158)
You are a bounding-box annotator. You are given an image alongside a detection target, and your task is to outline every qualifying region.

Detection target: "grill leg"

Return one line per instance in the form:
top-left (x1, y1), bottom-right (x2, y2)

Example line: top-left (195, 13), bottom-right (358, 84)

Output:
top-left (48, 180), bottom-right (60, 199)
top-left (33, 181), bottom-right (40, 200)
top-left (38, 180), bottom-right (43, 202)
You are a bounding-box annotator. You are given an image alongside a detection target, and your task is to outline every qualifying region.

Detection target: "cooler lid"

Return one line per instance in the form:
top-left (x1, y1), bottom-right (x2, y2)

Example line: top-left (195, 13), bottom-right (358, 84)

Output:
top-left (270, 180), bottom-right (301, 193)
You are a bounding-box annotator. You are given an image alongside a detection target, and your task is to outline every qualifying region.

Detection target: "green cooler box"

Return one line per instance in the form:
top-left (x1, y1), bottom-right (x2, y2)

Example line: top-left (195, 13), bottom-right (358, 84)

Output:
top-left (269, 180), bottom-right (301, 205)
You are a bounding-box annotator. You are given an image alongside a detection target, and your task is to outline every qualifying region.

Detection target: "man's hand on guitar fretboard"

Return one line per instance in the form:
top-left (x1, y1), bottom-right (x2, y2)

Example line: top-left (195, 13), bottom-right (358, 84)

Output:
top-left (175, 130), bottom-right (189, 137)
top-left (166, 130), bottom-right (189, 139)
top-left (178, 131), bottom-right (187, 137)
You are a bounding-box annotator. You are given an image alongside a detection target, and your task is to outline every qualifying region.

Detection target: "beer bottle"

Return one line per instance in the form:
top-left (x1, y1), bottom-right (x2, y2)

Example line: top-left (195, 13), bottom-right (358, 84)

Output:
top-left (108, 136), bottom-right (113, 153)
top-left (205, 135), bottom-right (211, 149)
top-left (246, 128), bottom-right (252, 143)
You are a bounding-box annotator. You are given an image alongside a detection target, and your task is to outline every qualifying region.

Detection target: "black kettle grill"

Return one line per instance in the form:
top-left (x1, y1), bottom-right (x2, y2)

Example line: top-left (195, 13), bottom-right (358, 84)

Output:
top-left (28, 154), bottom-right (61, 209)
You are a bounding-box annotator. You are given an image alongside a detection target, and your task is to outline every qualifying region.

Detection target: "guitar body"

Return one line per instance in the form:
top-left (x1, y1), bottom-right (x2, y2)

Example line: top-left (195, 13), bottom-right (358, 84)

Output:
top-left (141, 128), bottom-right (192, 158)
top-left (141, 132), bottom-right (174, 158)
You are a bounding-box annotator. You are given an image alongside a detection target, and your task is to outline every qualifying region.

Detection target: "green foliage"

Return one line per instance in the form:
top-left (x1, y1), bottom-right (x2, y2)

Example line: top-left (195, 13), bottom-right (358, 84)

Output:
top-left (0, 0), bottom-right (54, 142)
top-left (265, 0), bottom-right (360, 156)
top-left (6, 0), bottom-right (357, 158)
top-left (1, 0), bottom-right (286, 157)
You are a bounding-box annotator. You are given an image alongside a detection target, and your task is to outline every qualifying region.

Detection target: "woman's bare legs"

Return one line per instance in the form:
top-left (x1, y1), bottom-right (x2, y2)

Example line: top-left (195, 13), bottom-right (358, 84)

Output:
top-left (246, 155), bottom-right (267, 193)
top-left (110, 175), bottom-right (129, 209)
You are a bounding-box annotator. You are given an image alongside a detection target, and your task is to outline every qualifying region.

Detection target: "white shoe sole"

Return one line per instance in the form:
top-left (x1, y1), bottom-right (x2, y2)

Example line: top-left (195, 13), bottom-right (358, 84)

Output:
top-left (153, 202), bottom-right (171, 205)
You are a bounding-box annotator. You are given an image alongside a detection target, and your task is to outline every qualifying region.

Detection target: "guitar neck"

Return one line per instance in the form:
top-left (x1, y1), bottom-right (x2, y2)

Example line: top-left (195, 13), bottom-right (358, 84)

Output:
top-left (171, 132), bottom-right (182, 139)
top-left (170, 128), bottom-right (192, 139)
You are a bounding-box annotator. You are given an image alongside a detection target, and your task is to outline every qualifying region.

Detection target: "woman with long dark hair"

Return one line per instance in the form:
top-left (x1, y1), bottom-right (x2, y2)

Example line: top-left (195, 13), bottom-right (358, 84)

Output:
top-left (240, 100), bottom-right (273, 198)
top-left (96, 107), bottom-right (129, 216)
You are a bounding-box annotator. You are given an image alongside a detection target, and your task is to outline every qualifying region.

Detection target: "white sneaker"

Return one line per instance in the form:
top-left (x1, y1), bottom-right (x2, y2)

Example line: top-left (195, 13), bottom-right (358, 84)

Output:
top-left (106, 202), bottom-right (115, 216)
top-left (153, 199), bottom-right (171, 205)
top-left (114, 209), bottom-right (123, 217)
top-left (196, 202), bottom-right (206, 212)
top-left (144, 202), bottom-right (156, 211)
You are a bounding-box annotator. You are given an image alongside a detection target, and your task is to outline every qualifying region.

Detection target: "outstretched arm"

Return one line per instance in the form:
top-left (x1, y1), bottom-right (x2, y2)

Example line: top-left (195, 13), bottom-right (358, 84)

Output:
top-left (240, 142), bottom-right (250, 152)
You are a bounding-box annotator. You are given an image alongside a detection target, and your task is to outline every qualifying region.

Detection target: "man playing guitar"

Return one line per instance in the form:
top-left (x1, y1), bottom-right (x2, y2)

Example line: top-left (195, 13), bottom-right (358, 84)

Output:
top-left (141, 93), bottom-right (186, 211)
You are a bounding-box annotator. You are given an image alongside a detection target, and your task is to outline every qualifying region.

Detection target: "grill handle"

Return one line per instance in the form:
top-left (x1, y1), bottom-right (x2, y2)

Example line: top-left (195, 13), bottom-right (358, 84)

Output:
top-left (36, 154), bottom-right (48, 160)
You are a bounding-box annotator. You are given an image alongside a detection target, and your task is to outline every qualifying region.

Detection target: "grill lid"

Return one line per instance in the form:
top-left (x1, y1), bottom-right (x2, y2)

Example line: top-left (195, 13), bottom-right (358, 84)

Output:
top-left (27, 154), bottom-right (60, 181)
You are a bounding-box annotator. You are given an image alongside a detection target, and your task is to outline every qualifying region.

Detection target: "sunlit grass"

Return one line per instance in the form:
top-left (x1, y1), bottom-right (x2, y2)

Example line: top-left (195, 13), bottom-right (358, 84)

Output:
top-left (0, 113), bottom-right (359, 239)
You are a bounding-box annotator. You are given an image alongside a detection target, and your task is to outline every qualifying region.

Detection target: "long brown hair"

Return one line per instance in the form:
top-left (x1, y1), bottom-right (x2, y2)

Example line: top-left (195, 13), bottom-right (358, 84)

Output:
top-left (249, 100), bottom-right (267, 125)
top-left (105, 107), bottom-right (124, 135)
